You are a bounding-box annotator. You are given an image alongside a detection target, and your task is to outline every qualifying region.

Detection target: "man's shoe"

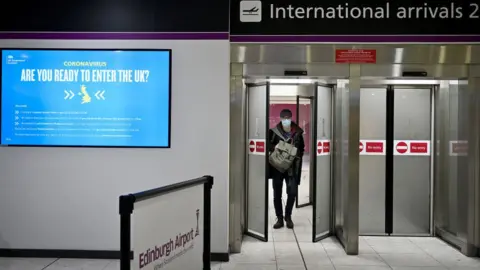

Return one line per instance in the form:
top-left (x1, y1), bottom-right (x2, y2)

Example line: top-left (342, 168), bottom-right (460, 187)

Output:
top-left (273, 218), bottom-right (284, 229)
top-left (285, 216), bottom-right (294, 229)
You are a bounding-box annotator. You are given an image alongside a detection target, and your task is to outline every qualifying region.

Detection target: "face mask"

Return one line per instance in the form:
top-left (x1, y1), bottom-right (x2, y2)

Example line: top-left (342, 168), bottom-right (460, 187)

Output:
top-left (281, 119), bottom-right (291, 127)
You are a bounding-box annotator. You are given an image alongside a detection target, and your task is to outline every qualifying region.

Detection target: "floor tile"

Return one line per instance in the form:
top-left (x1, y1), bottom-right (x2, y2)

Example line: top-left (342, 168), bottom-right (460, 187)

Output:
top-left (369, 242), bottom-right (425, 254)
top-left (304, 264), bottom-right (335, 270)
top-left (0, 258), bottom-right (56, 270)
top-left (421, 244), bottom-right (462, 257)
top-left (321, 239), bottom-right (346, 255)
top-left (391, 267), bottom-right (448, 270)
top-left (379, 253), bottom-right (442, 267)
top-left (300, 245), bottom-right (331, 265)
top-left (432, 252), bottom-right (480, 268)
top-left (230, 242), bottom-right (276, 263)
top-left (329, 253), bottom-right (388, 267)
top-left (276, 265), bottom-right (306, 270)
top-left (220, 263), bottom-right (277, 270)
top-left (334, 267), bottom-right (391, 270)
top-left (273, 232), bottom-right (297, 242)
top-left (293, 233), bottom-right (312, 243)
top-left (359, 239), bottom-right (376, 254)
top-left (364, 236), bottom-right (412, 246)
top-left (274, 243), bottom-right (303, 265)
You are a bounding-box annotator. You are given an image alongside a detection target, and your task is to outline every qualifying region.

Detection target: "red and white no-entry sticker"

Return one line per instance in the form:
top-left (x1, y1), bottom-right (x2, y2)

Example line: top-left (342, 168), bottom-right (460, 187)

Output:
top-left (249, 140), bottom-right (255, 153)
top-left (359, 142), bottom-right (364, 152)
top-left (394, 140), bottom-right (430, 156)
top-left (450, 140), bottom-right (468, 156)
top-left (317, 139), bottom-right (331, 156)
top-left (396, 141), bottom-right (408, 154)
top-left (248, 139), bottom-right (266, 155)
top-left (360, 140), bottom-right (385, 155)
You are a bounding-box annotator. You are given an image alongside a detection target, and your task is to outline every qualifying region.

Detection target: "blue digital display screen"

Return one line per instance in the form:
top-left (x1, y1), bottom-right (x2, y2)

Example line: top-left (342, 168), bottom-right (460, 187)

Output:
top-left (1, 49), bottom-right (171, 147)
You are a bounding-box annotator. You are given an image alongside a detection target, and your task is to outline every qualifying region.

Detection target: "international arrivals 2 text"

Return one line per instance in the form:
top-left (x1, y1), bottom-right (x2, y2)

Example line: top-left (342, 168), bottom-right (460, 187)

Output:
top-left (138, 228), bottom-right (199, 269)
top-left (269, 2), bottom-right (480, 20)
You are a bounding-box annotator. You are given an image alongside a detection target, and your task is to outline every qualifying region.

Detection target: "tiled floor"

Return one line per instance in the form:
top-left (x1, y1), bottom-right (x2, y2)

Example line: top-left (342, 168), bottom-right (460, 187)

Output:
top-left (1, 179), bottom-right (479, 269)
top-left (219, 179), bottom-right (480, 270)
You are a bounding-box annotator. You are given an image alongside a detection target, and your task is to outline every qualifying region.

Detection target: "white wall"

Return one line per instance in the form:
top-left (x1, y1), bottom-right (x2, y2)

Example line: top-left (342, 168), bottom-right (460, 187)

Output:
top-left (0, 39), bottom-right (230, 253)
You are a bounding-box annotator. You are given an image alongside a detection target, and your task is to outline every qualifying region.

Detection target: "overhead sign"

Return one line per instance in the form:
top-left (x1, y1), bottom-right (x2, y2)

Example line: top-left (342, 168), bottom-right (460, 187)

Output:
top-left (450, 140), bottom-right (468, 156)
top-left (360, 140), bottom-right (386, 155)
top-left (335, 49), bottom-right (376, 63)
top-left (230, 0), bottom-right (480, 41)
top-left (248, 139), bottom-right (266, 155)
top-left (394, 140), bottom-right (430, 156)
top-left (1, 1), bottom-right (230, 35)
top-left (317, 139), bottom-right (331, 156)
top-left (133, 184), bottom-right (204, 269)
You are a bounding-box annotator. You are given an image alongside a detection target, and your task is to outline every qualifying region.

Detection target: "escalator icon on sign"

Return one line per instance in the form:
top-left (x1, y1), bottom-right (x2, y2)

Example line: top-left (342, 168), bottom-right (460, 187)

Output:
top-left (240, 0), bottom-right (262, 22)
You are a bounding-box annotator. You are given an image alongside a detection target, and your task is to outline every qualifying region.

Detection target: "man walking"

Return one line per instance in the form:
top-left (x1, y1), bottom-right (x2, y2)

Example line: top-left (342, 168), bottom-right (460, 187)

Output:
top-left (268, 109), bottom-right (305, 229)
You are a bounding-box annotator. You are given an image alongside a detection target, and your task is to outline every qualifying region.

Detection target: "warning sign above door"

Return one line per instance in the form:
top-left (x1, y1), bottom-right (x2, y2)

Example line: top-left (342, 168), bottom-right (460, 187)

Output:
top-left (394, 140), bottom-right (430, 156)
top-left (248, 139), bottom-right (265, 155)
top-left (335, 49), bottom-right (376, 64)
top-left (317, 139), bottom-right (331, 156)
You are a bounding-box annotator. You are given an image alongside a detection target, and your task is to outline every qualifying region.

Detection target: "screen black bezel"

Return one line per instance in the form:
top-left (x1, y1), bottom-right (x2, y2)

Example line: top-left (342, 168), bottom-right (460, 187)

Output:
top-left (0, 48), bottom-right (172, 149)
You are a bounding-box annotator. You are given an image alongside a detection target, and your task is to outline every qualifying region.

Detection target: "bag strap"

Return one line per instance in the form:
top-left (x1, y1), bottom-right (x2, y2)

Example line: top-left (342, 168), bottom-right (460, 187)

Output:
top-left (272, 127), bottom-right (294, 145)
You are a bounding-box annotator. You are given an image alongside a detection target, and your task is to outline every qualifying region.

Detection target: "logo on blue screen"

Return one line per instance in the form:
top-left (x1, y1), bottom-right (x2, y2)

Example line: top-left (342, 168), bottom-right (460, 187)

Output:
top-left (5, 54), bottom-right (27, 65)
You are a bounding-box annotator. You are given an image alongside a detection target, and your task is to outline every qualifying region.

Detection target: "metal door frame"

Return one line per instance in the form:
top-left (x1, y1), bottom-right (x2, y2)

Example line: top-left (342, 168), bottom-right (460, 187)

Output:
top-left (296, 94), bottom-right (315, 209)
top-left (244, 82), bottom-right (270, 242)
top-left (312, 82), bottom-right (336, 242)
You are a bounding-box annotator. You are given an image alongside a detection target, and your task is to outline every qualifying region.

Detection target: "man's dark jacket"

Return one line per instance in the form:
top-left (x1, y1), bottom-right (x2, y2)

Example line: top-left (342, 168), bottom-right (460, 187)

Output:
top-left (268, 121), bottom-right (305, 185)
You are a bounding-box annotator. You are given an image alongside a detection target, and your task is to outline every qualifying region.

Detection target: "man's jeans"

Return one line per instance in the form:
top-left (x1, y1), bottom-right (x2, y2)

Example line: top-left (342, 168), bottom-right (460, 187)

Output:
top-left (272, 171), bottom-right (297, 218)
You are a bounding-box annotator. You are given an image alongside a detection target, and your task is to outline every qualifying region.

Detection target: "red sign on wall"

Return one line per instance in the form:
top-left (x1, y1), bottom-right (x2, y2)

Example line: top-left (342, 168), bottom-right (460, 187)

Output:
top-left (335, 49), bottom-right (376, 64)
top-left (256, 141), bottom-right (265, 153)
top-left (249, 140), bottom-right (255, 153)
top-left (365, 142), bottom-right (383, 153)
top-left (360, 140), bottom-right (385, 155)
top-left (394, 140), bottom-right (430, 156)
top-left (323, 141), bottom-right (330, 153)
top-left (410, 142), bottom-right (428, 153)
top-left (317, 140), bottom-right (331, 156)
top-left (248, 139), bottom-right (265, 155)
top-left (396, 141), bottom-right (408, 154)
